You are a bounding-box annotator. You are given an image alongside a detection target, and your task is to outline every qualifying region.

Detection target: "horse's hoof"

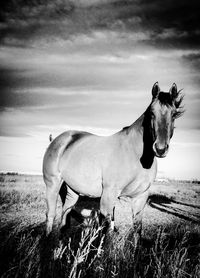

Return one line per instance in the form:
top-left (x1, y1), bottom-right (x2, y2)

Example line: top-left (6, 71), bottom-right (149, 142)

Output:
top-left (108, 225), bottom-right (118, 235)
top-left (114, 226), bottom-right (119, 233)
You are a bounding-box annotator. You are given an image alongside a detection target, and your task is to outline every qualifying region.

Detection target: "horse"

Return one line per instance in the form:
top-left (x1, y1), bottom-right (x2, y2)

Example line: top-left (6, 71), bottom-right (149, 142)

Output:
top-left (43, 82), bottom-right (184, 236)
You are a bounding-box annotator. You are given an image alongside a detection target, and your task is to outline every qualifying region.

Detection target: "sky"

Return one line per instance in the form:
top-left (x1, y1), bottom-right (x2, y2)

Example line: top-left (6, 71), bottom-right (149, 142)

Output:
top-left (0, 0), bottom-right (200, 179)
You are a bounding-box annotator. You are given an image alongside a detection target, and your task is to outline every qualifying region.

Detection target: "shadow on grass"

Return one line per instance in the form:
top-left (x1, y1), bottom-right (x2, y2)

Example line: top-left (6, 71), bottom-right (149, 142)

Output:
top-left (0, 221), bottom-right (69, 278)
top-left (148, 194), bottom-right (200, 223)
top-left (0, 219), bottom-right (200, 278)
top-left (0, 220), bottom-right (103, 278)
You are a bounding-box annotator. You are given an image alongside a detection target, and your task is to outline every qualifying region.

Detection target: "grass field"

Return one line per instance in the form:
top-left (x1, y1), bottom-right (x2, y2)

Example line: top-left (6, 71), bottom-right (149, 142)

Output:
top-left (0, 173), bottom-right (200, 277)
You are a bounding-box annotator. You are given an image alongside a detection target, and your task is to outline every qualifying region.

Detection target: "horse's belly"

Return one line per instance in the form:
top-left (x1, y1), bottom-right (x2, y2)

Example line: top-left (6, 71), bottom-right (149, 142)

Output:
top-left (64, 173), bottom-right (102, 197)
top-left (59, 154), bottom-right (103, 197)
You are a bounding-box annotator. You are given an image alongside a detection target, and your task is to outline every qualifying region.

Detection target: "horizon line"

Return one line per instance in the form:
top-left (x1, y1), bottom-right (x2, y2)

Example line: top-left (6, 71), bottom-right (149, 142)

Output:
top-left (0, 170), bottom-right (199, 182)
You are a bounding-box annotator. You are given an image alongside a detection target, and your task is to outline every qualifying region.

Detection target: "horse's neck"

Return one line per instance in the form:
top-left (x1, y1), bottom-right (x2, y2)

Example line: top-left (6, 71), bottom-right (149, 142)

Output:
top-left (124, 109), bottom-right (155, 169)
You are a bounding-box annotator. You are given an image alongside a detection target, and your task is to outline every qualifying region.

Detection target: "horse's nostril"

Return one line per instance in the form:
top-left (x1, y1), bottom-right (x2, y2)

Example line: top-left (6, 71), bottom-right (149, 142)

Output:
top-left (155, 144), bottom-right (167, 156)
top-left (157, 148), bottom-right (165, 155)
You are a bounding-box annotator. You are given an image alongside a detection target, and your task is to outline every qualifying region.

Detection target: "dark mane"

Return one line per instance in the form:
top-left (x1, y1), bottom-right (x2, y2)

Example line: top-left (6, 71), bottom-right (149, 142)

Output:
top-left (157, 90), bottom-right (185, 118)
top-left (174, 95), bottom-right (185, 118)
top-left (174, 89), bottom-right (185, 118)
top-left (157, 92), bottom-right (173, 106)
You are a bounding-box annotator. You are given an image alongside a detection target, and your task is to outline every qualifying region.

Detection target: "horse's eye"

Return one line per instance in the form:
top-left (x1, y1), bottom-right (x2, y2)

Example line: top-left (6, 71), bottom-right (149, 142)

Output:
top-left (172, 111), bottom-right (177, 119)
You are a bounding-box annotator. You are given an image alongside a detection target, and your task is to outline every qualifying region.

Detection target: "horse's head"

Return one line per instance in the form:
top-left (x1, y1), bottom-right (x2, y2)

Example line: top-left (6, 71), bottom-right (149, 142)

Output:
top-left (150, 82), bottom-right (184, 158)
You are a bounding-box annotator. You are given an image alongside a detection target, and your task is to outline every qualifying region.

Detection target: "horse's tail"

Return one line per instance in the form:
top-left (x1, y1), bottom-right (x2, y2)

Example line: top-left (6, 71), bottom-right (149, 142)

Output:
top-left (49, 134), bottom-right (53, 142)
top-left (43, 131), bottom-right (73, 181)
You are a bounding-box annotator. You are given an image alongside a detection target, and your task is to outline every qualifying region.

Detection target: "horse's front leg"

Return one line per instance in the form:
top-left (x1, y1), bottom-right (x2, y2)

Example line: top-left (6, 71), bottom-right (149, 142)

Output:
top-left (130, 190), bottom-right (149, 240)
top-left (100, 186), bottom-right (118, 231)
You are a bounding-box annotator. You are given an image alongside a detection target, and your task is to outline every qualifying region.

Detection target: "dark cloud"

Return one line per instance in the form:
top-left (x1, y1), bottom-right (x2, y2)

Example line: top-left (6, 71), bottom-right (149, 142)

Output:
top-left (0, 67), bottom-right (89, 109)
top-left (0, 0), bottom-right (200, 48)
top-left (182, 53), bottom-right (200, 69)
top-left (0, 67), bottom-right (41, 109)
top-left (180, 52), bottom-right (200, 87)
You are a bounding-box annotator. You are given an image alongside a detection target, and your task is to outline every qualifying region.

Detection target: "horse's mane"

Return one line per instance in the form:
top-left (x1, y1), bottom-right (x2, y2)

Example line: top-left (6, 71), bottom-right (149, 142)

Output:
top-left (157, 90), bottom-right (185, 119)
top-left (174, 89), bottom-right (185, 118)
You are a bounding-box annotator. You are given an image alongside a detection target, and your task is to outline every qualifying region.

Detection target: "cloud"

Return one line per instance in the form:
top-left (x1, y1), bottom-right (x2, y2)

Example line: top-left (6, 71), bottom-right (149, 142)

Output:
top-left (0, 0), bottom-right (200, 48)
top-left (1, 40), bottom-right (199, 140)
top-left (0, 1), bottom-right (199, 140)
top-left (182, 52), bottom-right (200, 71)
top-left (155, 28), bottom-right (188, 40)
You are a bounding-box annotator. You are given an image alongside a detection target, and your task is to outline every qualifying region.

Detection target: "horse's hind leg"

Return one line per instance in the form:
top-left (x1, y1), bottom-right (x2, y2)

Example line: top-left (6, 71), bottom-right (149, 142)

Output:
top-left (45, 175), bottom-right (63, 236)
top-left (60, 186), bottom-right (79, 230)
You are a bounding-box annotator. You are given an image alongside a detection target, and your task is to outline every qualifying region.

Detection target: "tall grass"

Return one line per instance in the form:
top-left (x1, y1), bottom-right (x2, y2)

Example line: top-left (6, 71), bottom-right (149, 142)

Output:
top-left (0, 221), bottom-right (199, 278)
top-left (0, 174), bottom-right (199, 277)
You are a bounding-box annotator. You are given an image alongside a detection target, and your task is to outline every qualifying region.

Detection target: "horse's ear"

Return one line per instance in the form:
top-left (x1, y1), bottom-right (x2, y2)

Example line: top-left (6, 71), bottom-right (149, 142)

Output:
top-left (169, 83), bottom-right (178, 100)
top-left (152, 82), bottom-right (160, 98)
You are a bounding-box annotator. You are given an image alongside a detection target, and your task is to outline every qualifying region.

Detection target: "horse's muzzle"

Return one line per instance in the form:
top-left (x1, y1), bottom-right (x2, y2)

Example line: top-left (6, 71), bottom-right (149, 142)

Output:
top-left (153, 142), bottom-right (169, 158)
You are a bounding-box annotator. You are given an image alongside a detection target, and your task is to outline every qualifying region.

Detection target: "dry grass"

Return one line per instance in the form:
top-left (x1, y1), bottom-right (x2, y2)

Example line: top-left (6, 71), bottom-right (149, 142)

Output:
top-left (0, 173), bottom-right (200, 278)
